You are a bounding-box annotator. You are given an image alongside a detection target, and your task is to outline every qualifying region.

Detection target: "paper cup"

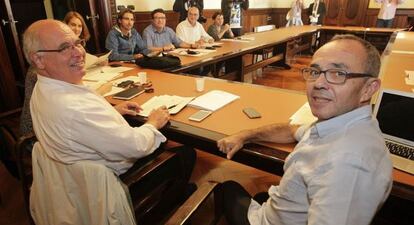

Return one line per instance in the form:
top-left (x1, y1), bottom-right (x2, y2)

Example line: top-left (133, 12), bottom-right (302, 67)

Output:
top-left (195, 77), bottom-right (205, 92)
top-left (138, 72), bottom-right (147, 84)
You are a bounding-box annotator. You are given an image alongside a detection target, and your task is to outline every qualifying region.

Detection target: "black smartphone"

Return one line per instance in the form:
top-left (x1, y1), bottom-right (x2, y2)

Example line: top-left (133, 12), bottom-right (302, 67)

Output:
top-left (205, 46), bottom-right (215, 50)
top-left (243, 107), bottom-right (261, 119)
top-left (113, 86), bottom-right (145, 100)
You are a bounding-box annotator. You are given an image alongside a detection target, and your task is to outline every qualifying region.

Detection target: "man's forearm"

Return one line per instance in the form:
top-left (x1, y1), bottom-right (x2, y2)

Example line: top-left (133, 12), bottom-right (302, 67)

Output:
top-left (243, 123), bottom-right (298, 144)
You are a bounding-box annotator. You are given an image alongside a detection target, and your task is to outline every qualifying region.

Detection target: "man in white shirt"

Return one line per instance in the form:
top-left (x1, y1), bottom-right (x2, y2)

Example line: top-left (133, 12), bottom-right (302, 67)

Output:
top-left (216, 35), bottom-right (392, 225)
top-left (23, 19), bottom-right (196, 223)
top-left (376, 0), bottom-right (405, 28)
top-left (176, 6), bottom-right (213, 46)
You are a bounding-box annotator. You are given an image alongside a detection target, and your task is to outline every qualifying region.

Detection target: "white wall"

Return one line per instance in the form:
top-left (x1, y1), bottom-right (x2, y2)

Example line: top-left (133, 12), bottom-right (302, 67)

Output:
top-left (115, 0), bottom-right (317, 12)
top-left (368, 0), bottom-right (414, 9)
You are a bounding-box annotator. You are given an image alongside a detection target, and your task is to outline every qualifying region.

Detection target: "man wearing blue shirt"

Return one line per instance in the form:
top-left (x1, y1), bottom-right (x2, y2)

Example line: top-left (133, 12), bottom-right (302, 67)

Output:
top-left (105, 9), bottom-right (149, 61)
top-left (143, 8), bottom-right (193, 52)
top-left (217, 35), bottom-right (393, 225)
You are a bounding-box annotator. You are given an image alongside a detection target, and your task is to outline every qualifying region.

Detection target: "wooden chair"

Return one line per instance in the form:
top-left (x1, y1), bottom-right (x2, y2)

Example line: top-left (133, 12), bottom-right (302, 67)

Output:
top-left (0, 124), bottom-right (19, 178)
top-left (165, 181), bottom-right (221, 225)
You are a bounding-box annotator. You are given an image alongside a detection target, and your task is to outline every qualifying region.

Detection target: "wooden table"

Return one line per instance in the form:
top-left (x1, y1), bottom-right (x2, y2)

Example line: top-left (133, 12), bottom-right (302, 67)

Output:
top-left (106, 66), bottom-right (414, 202)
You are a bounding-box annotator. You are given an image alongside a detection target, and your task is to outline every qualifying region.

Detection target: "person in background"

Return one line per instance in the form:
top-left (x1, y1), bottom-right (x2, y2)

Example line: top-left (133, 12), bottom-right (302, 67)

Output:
top-left (376, 0), bottom-right (406, 28)
top-left (216, 34), bottom-right (392, 225)
top-left (221, 0), bottom-right (249, 36)
top-left (23, 19), bottom-right (196, 224)
top-left (308, 0), bottom-right (326, 25)
top-left (173, 0), bottom-right (206, 23)
top-left (143, 8), bottom-right (193, 52)
top-left (63, 11), bottom-right (90, 43)
top-left (105, 8), bottom-right (149, 61)
top-left (176, 6), bottom-right (214, 46)
top-left (286, 0), bottom-right (305, 27)
top-left (207, 12), bottom-right (234, 41)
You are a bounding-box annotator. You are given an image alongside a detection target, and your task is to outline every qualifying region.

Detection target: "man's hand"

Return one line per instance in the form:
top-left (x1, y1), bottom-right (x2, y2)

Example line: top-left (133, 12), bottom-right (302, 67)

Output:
top-left (223, 24), bottom-right (230, 31)
top-left (114, 101), bottom-right (142, 116)
top-left (146, 106), bottom-right (170, 129)
top-left (217, 133), bottom-right (246, 159)
top-left (163, 44), bottom-right (176, 51)
top-left (133, 53), bottom-right (144, 59)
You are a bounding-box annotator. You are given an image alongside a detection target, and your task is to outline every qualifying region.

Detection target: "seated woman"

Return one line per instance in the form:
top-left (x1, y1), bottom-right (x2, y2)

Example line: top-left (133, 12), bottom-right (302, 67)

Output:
top-left (207, 12), bottom-right (234, 41)
top-left (63, 11), bottom-right (91, 43)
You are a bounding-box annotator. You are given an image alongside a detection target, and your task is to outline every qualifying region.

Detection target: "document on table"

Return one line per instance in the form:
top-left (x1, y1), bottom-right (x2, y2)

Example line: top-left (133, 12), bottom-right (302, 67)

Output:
top-left (169, 48), bottom-right (214, 57)
top-left (289, 102), bottom-right (317, 125)
top-left (139, 95), bottom-right (195, 117)
top-left (188, 90), bottom-right (240, 112)
top-left (83, 66), bottom-right (132, 82)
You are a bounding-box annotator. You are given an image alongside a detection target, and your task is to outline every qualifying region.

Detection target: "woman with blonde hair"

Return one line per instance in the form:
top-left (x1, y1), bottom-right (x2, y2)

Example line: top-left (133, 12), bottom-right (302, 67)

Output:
top-left (63, 11), bottom-right (91, 41)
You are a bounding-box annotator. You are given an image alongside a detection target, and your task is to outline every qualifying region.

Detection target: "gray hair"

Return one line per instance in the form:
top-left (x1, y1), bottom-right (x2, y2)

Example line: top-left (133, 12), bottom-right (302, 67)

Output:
top-left (330, 34), bottom-right (381, 78)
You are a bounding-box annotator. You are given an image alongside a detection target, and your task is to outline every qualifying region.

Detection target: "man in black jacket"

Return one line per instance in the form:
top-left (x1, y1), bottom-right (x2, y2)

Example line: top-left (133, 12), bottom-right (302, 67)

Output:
top-left (173, 0), bottom-right (206, 23)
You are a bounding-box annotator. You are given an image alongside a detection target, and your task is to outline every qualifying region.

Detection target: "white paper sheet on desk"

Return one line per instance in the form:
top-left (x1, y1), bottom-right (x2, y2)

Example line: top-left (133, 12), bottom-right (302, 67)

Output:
top-left (391, 50), bottom-right (414, 55)
top-left (188, 90), bottom-right (239, 112)
top-left (83, 71), bottom-right (121, 82)
top-left (139, 95), bottom-right (195, 117)
top-left (289, 102), bottom-right (317, 125)
top-left (405, 77), bottom-right (414, 85)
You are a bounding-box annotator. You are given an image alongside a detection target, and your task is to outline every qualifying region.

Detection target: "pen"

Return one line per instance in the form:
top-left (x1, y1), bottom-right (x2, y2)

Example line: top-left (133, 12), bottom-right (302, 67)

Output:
top-left (167, 104), bottom-right (178, 110)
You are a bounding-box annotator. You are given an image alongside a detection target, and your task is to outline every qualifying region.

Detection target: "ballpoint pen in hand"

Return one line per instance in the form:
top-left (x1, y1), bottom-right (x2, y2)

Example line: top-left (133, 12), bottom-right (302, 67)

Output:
top-left (167, 104), bottom-right (178, 110)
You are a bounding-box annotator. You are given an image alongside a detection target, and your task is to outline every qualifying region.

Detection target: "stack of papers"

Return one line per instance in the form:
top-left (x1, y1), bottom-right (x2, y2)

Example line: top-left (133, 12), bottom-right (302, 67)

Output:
top-left (188, 90), bottom-right (240, 112)
top-left (139, 95), bottom-right (195, 117)
top-left (289, 102), bottom-right (317, 125)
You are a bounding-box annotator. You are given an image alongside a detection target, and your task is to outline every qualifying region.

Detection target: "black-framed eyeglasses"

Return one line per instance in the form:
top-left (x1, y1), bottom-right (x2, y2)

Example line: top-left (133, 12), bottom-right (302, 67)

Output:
top-left (302, 67), bottom-right (373, 84)
top-left (36, 39), bottom-right (86, 54)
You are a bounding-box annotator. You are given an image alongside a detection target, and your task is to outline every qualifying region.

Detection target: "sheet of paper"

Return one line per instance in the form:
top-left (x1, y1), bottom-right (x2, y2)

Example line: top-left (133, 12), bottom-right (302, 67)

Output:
top-left (188, 90), bottom-right (240, 112)
top-left (85, 51), bottom-right (111, 69)
top-left (405, 77), bottom-right (414, 85)
top-left (138, 95), bottom-right (195, 117)
top-left (83, 71), bottom-right (121, 82)
top-left (289, 102), bottom-right (317, 125)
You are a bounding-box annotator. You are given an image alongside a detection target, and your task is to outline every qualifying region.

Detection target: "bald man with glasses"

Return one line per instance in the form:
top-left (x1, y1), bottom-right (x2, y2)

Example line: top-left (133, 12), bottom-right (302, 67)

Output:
top-left (216, 34), bottom-right (393, 225)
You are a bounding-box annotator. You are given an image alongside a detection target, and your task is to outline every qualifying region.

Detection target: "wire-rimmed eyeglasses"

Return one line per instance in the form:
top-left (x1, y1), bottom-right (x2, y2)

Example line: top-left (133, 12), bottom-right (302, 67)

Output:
top-left (36, 39), bottom-right (86, 54)
top-left (302, 67), bottom-right (373, 84)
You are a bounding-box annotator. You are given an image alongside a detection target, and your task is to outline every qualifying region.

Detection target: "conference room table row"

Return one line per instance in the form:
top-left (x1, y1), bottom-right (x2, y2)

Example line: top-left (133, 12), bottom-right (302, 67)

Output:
top-left (106, 64), bottom-right (414, 202)
top-left (166, 25), bottom-right (398, 81)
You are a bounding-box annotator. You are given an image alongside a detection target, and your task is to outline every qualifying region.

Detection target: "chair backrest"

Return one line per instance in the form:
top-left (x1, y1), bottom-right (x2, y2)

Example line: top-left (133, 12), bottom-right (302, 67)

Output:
top-left (30, 143), bottom-right (136, 225)
top-left (254, 24), bottom-right (276, 33)
top-left (0, 124), bottom-right (19, 178)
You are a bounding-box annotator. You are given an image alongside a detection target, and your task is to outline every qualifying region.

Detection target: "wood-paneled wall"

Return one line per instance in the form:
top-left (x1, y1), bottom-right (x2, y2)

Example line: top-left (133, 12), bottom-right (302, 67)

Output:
top-left (111, 7), bottom-right (413, 35)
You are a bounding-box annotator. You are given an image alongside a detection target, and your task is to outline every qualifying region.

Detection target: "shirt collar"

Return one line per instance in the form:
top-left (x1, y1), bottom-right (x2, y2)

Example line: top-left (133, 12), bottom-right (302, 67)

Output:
top-left (114, 25), bottom-right (132, 38)
top-left (151, 24), bottom-right (165, 34)
top-left (312, 105), bottom-right (372, 138)
top-left (37, 74), bottom-right (90, 91)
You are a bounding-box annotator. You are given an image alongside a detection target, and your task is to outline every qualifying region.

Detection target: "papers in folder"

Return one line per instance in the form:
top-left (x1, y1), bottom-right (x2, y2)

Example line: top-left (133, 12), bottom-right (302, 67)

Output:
top-left (188, 90), bottom-right (240, 112)
top-left (139, 95), bottom-right (195, 117)
top-left (289, 102), bottom-right (317, 125)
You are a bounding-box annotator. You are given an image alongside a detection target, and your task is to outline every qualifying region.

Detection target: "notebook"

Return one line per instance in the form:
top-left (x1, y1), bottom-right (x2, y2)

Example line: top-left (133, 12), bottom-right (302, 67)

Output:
top-left (373, 89), bottom-right (414, 174)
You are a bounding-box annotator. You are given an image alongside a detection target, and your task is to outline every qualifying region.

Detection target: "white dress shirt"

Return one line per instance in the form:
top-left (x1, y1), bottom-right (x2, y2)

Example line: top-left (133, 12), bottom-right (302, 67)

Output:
top-left (30, 75), bottom-right (166, 175)
top-left (376, 0), bottom-right (405, 20)
top-left (176, 19), bottom-right (213, 44)
top-left (248, 105), bottom-right (393, 225)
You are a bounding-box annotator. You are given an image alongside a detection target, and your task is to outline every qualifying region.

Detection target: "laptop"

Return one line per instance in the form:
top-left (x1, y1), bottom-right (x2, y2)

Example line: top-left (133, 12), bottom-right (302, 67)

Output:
top-left (373, 89), bottom-right (414, 175)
